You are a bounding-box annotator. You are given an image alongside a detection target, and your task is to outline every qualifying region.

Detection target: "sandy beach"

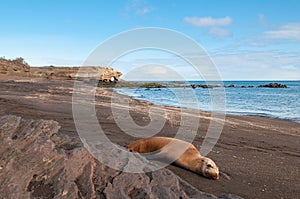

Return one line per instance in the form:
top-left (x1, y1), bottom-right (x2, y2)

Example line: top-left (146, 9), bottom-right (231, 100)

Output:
top-left (0, 75), bottom-right (299, 198)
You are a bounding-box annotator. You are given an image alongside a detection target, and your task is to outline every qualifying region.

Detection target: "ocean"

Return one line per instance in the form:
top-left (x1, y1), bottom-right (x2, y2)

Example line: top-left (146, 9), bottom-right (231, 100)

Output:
top-left (115, 81), bottom-right (300, 123)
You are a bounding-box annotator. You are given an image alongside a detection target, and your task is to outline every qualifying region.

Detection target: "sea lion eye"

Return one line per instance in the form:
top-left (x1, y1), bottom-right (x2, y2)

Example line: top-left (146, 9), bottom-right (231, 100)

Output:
top-left (207, 164), bottom-right (213, 168)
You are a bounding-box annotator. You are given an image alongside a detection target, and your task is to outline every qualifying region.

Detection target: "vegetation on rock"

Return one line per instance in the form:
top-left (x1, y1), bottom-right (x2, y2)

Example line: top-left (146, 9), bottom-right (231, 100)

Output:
top-left (140, 82), bottom-right (165, 88)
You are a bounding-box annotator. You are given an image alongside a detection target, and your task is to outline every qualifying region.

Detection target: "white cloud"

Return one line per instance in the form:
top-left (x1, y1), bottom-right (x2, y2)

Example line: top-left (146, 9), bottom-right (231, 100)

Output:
top-left (280, 65), bottom-right (298, 71)
top-left (110, 50), bottom-right (300, 80)
top-left (212, 51), bottom-right (300, 80)
top-left (209, 27), bottom-right (232, 36)
top-left (184, 16), bottom-right (232, 37)
top-left (258, 14), bottom-right (269, 26)
top-left (122, 64), bottom-right (186, 81)
top-left (264, 23), bottom-right (300, 40)
top-left (143, 65), bottom-right (169, 74)
top-left (136, 7), bottom-right (150, 15)
top-left (184, 16), bottom-right (232, 27)
top-left (124, 0), bottom-right (152, 16)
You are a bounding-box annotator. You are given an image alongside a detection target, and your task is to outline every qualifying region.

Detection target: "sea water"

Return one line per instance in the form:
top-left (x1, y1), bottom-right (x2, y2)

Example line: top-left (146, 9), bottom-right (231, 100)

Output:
top-left (115, 81), bottom-right (300, 123)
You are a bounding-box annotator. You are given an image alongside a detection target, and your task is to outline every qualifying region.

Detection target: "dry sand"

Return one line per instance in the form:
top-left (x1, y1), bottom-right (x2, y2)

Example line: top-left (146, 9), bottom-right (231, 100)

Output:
top-left (0, 76), bottom-right (299, 199)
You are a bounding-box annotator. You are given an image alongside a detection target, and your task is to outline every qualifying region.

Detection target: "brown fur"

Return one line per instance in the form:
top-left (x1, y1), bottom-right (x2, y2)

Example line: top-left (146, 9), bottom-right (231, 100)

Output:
top-left (127, 137), bottom-right (219, 180)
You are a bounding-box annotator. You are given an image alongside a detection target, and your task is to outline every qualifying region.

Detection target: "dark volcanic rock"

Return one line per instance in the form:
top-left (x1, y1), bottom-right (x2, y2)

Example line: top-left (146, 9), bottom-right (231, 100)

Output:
top-left (0, 115), bottom-right (223, 199)
top-left (191, 84), bottom-right (197, 89)
top-left (257, 83), bottom-right (287, 88)
top-left (191, 84), bottom-right (217, 89)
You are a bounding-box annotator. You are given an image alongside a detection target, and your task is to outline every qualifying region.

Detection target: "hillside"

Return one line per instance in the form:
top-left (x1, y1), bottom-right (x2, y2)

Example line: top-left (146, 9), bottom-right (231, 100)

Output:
top-left (0, 57), bottom-right (122, 81)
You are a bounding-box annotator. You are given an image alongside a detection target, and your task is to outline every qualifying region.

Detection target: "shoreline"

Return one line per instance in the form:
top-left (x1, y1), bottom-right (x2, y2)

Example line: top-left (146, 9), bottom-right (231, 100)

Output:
top-left (114, 86), bottom-right (300, 124)
top-left (0, 76), bottom-right (300, 198)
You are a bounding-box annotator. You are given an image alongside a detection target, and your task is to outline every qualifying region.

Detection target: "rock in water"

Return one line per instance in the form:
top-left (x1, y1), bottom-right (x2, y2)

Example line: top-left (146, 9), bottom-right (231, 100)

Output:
top-left (257, 83), bottom-right (287, 88)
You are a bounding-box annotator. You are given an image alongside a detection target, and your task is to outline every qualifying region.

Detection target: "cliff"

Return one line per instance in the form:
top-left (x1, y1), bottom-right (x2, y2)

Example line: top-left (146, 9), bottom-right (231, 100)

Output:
top-left (0, 58), bottom-right (122, 81)
top-left (30, 66), bottom-right (122, 81)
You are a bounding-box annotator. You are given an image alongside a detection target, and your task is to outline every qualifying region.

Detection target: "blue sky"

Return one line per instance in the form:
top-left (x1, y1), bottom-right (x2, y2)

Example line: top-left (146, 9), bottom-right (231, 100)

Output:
top-left (1, 0), bottom-right (300, 80)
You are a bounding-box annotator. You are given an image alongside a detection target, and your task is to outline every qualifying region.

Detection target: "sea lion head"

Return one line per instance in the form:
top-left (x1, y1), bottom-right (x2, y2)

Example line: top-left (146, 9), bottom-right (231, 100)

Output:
top-left (199, 157), bottom-right (219, 180)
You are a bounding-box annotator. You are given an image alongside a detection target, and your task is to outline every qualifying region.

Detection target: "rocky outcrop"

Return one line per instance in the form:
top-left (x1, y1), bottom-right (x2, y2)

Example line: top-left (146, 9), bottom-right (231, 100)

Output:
top-left (224, 83), bottom-right (287, 88)
top-left (0, 58), bottom-right (30, 75)
top-left (99, 67), bottom-right (122, 82)
top-left (31, 66), bottom-right (122, 81)
top-left (257, 83), bottom-right (287, 88)
top-left (191, 84), bottom-right (219, 89)
top-left (0, 115), bottom-right (242, 199)
top-left (0, 57), bottom-right (122, 81)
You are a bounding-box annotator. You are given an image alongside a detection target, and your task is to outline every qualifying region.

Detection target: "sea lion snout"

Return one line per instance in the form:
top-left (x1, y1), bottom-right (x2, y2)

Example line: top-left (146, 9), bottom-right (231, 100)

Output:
top-left (210, 170), bottom-right (219, 180)
top-left (201, 158), bottom-right (219, 180)
top-left (205, 166), bottom-right (219, 180)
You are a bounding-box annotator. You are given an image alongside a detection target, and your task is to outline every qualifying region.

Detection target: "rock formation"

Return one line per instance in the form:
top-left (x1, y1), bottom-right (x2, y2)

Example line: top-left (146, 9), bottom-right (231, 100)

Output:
top-left (31, 66), bottom-right (122, 82)
top-left (0, 57), bottom-right (30, 76)
top-left (0, 57), bottom-right (122, 82)
top-left (257, 83), bottom-right (287, 88)
top-left (190, 84), bottom-right (217, 89)
top-left (99, 67), bottom-right (122, 82)
top-left (0, 115), bottom-right (241, 199)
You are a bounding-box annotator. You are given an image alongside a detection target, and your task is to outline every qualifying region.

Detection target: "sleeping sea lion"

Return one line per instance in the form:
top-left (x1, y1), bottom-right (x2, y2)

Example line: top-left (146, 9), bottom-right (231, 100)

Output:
top-left (127, 137), bottom-right (219, 180)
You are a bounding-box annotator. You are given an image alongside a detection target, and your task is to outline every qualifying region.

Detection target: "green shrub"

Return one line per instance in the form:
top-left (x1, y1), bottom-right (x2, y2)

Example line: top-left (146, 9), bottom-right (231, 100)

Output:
top-left (140, 83), bottom-right (165, 88)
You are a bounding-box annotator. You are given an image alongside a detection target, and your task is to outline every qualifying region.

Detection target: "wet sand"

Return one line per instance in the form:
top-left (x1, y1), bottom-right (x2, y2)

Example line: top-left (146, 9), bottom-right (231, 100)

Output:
top-left (0, 76), bottom-right (299, 199)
